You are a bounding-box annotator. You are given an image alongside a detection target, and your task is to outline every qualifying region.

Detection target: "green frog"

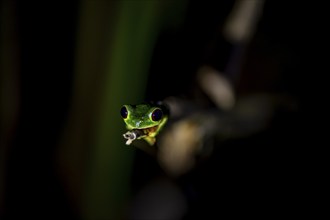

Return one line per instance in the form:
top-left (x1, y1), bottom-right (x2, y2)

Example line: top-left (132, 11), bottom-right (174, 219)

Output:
top-left (120, 102), bottom-right (169, 146)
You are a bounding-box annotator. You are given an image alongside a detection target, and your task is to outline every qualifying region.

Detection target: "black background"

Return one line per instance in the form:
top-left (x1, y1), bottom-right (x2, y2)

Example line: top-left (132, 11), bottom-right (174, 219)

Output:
top-left (2, 0), bottom-right (325, 219)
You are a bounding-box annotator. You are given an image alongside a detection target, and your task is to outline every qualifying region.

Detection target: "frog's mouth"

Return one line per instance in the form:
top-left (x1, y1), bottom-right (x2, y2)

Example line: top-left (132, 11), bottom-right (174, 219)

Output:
top-left (140, 125), bottom-right (158, 136)
top-left (123, 125), bottom-right (158, 145)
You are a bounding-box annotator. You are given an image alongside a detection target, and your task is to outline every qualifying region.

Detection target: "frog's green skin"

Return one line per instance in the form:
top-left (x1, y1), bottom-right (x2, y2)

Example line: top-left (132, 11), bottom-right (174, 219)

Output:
top-left (121, 103), bottom-right (168, 145)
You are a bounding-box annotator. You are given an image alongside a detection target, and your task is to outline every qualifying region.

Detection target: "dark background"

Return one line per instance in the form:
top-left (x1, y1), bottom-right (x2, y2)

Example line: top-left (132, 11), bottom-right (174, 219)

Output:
top-left (1, 0), bottom-right (324, 219)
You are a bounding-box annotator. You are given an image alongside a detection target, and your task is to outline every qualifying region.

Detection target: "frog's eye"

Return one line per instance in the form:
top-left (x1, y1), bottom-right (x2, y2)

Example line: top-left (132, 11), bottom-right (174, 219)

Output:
top-left (151, 108), bottom-right (163, 121)
top-left (120, 106), bottom-right (128, 119)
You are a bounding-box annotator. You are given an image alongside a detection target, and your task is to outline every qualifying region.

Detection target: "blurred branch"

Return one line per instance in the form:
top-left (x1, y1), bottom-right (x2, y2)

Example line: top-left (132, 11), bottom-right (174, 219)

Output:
top-left (223, 0), bottom-right (265, 44)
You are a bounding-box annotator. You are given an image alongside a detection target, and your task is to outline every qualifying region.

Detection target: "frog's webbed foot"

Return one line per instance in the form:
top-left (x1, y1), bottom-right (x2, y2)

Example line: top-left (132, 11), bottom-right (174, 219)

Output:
top-left (123, 131), bottom-right (136, 145)
top-left (123, 129), bottom-right (145, 145)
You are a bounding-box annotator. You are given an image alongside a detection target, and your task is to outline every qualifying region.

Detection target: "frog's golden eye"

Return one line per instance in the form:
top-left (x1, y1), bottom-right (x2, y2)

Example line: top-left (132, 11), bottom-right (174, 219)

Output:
top-left (151, 108), bottom-right (163, 121)
top-left (120, 106), bottom-right (128, 119)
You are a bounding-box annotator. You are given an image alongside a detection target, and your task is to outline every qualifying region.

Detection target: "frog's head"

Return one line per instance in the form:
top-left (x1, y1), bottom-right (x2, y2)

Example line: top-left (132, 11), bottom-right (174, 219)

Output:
top-left (120, 104), bottom-right (166, 136)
